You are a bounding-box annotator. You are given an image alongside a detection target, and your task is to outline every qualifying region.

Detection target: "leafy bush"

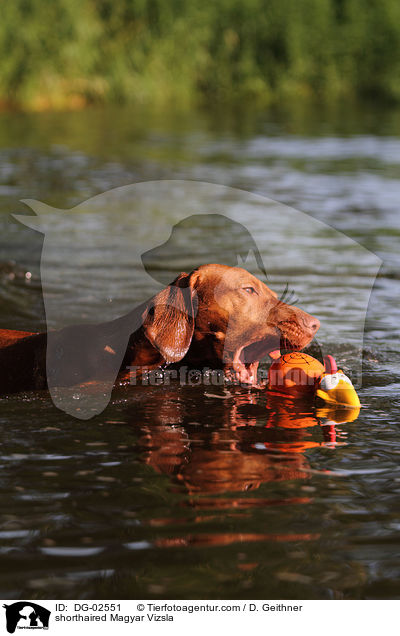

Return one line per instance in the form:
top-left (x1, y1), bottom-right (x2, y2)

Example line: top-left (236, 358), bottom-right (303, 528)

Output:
top-left (1, 0), bottom-right (399, 109)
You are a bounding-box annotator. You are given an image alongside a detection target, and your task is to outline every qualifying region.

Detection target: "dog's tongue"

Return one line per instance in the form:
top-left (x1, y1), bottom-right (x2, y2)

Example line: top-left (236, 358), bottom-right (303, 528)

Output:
top-left (269, 349), bottom-right (281, 360)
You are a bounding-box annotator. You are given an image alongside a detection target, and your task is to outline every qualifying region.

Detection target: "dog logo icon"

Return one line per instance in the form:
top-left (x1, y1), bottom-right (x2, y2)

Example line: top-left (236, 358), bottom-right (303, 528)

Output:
top-left (3, 602), bottom-right (50, 633)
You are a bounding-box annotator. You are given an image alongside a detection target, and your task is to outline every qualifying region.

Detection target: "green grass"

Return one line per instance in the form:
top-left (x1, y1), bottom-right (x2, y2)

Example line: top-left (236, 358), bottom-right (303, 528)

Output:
top-left (1, 0), bottom-right (400, 110)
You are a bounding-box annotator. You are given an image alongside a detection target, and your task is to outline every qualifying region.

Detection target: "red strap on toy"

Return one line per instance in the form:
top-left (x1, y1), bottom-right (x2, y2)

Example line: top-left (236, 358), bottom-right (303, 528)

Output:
top-left (324, 355), bottom-right (337, 374)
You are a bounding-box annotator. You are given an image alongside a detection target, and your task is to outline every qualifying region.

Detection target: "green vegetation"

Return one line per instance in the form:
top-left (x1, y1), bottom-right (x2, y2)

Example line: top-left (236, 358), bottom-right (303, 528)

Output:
top-left (1, 0), bottom-right (400, 110)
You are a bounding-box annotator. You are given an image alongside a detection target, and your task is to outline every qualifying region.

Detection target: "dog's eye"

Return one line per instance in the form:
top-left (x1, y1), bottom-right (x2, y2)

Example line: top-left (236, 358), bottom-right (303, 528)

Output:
top-left (243, 286), bottom-right (257, 295)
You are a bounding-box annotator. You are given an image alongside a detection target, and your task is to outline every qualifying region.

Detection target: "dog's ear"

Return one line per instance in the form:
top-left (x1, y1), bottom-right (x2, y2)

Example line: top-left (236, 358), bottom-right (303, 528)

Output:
top-left (143, 271), bottom-right (198, 363)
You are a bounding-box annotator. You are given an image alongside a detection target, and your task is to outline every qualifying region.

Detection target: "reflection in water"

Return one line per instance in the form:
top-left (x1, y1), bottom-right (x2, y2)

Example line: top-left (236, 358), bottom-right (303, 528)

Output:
top-left (130, 386), bottom-right (353, 548)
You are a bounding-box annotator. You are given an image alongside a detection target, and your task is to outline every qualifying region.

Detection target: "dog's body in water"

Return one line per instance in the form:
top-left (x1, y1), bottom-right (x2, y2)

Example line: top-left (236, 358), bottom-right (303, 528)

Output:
top-left (0, 264), bottom-right (319, 394)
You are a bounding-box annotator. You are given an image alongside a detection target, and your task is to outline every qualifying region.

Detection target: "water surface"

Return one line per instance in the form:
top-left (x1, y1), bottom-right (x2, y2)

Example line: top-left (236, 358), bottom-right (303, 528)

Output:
top-left (0, 102), bottom-right (399, 599)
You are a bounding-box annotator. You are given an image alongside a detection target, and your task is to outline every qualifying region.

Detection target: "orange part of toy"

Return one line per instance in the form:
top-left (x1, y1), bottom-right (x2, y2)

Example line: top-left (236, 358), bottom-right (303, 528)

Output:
top-left (268, 352), bottom-right (324, 397)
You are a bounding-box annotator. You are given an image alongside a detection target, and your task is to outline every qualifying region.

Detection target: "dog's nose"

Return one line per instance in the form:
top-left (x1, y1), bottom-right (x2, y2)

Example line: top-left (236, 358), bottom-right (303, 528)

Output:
top-left (306, 316), bottom-right (320, 333)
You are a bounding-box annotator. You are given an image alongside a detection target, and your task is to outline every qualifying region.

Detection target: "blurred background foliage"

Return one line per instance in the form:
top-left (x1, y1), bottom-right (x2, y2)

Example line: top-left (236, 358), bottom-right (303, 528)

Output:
top-left (1, 0), bottom-right (400, 110)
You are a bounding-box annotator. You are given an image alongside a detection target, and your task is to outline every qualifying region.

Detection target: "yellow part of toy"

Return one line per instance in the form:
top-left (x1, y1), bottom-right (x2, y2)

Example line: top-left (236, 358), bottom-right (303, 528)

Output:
top-left (315, 405), bottom-right (361, 424)
top-left (316, 371), bottom-right (361, 408)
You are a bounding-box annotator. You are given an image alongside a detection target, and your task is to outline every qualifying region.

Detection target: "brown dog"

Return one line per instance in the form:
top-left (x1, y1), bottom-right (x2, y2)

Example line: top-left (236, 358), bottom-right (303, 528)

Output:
top-left (0, 264), bottom-right (319, 394)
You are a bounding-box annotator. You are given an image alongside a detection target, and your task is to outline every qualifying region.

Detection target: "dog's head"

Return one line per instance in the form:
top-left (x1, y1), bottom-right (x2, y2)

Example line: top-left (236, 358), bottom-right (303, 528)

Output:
top-left (142, 264), bottom-right (320, 383)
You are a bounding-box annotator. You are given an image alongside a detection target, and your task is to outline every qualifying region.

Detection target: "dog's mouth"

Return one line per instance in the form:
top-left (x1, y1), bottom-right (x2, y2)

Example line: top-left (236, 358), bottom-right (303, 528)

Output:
top-left (232, 322), bottom-right (313, 385)
top-left (232, 335), bottom-right (280, 385)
